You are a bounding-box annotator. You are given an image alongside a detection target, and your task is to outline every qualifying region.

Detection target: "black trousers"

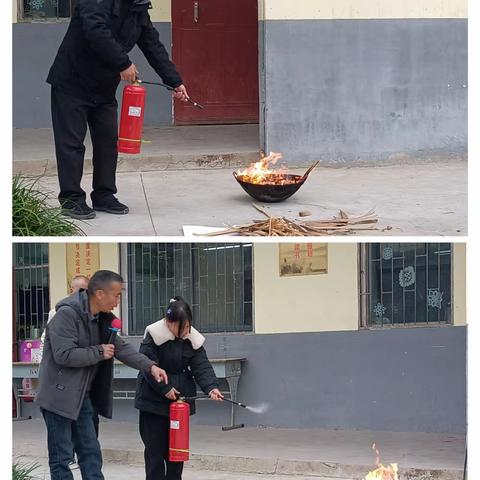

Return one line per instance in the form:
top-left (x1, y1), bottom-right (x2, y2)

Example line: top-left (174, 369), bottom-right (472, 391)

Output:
top-left (51, 87), bottom-right (118, 208)
top-left (139, 411), bottom-right (184, 480)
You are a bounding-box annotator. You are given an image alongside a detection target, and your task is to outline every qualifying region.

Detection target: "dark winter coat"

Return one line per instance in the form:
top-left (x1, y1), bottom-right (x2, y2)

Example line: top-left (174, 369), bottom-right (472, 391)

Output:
top-left (47, 0), bottom-right (183, 103)
top-left (135, 319), bottom-right (219, 417)
top-left (36, 289), bottom-right (156, 420)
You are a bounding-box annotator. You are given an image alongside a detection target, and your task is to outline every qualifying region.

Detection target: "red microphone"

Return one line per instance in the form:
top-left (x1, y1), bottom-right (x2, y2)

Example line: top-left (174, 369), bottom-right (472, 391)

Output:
top-left (108, 317), bottom-right (122, 344)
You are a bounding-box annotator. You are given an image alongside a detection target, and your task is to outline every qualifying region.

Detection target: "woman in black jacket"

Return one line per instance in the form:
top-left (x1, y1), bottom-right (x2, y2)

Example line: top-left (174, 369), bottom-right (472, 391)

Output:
top-left (135, 296), bottom-right (224, 480)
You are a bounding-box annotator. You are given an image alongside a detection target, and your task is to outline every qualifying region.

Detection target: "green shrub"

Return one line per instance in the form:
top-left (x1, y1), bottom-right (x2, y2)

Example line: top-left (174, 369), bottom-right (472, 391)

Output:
top-left (12, 175), bottom-right (84, 236)
top-left (12, 461), bottom-right (40, 480)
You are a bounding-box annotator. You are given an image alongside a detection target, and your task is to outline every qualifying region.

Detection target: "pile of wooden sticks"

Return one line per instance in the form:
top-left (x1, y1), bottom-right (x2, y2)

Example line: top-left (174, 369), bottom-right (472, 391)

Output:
top-left (203, 204), bottom-right (382, 236)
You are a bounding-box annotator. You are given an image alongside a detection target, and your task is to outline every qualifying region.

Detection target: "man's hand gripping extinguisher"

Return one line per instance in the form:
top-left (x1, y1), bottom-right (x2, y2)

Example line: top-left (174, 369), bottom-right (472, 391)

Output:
top-left (118, 81), bottom-right (147, 155)
top-left (169, 399), bottom-right (190, 462)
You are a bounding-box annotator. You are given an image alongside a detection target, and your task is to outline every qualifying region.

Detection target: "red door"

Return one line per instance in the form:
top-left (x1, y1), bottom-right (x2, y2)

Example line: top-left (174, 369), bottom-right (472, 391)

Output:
top-left (172, 0), bottom-right (259, 125)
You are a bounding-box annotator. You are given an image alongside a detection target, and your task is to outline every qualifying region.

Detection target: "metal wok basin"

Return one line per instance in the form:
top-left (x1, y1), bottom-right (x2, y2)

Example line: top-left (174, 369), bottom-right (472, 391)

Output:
top-left (233, 162), bottom-right (318, 203)
top-left (233, 172), bottom-right (307, 203)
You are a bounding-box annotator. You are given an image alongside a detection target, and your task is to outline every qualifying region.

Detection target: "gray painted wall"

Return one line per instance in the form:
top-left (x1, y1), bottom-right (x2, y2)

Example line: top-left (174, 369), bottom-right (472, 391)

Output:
top-left (13, 22), bottom-right (173, 128)
top-left (22, 326), bottom-right (466, 433)
top-left (262, 19), bottom-right (468, 165)
top-left (14, 19), bottom-right (467, 167)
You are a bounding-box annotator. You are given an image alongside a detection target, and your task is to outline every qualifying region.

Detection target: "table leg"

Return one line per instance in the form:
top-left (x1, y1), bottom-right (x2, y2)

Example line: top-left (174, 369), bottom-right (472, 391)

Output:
top-left (222, 375), bottom-right (244, 431)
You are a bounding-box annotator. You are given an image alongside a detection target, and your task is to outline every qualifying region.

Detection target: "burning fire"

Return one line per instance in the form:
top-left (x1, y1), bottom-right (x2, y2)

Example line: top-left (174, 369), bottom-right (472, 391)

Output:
top-left (237, 152), bottom-right (298, 185)
top-left (363, 444), bottom-right (399, 480)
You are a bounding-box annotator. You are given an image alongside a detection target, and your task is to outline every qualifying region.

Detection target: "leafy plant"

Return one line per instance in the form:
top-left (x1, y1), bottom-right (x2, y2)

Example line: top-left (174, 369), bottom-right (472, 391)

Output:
top-left (12, 175), bottom-right (85, 237)
top-left (12, 460), bottom-right (40, 480)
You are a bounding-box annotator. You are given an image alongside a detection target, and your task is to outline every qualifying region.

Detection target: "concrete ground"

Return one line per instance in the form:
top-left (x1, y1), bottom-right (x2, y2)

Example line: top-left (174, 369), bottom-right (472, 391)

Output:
top-left (13, 419), bottom-right (466, 479)
top-left (14, 456), bottom-right (329, 480)
top-left (34, 163), bottom-right (467, 237)
top-left (13, 125), bottom-right (261, 175)
top-left (13, 126), bottom-right (467, 237)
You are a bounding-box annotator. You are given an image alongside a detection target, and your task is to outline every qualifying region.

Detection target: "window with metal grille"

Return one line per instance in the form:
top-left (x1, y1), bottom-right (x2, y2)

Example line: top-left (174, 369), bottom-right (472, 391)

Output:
top-left (19, 0), bottom-right (75, 21)
top-left (122, 243), bottom-right (253, 335)
top-left (359, 243), bottom-right (452, 327)
top-left (13, 244), bottom-right (50, 341)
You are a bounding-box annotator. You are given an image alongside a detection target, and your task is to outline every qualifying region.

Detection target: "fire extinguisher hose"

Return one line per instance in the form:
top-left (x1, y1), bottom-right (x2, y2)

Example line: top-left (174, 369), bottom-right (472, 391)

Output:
top-left (137, 79), bottom-right (205, 110)
top-left (179, 394), bottom-right (248, 409)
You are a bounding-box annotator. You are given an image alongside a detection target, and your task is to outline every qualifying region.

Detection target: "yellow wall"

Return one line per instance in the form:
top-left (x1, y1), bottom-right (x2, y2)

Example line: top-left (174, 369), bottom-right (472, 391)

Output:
top-left (49, 243), bottom-right (120, 307)
top-left (253, 243), bottom-right (359, 334)
top-left (453, 243), bottom-right (467, 326)
top-left (11, 0), bottom-right (170, 23)
top-left (260, 0), bottom-right (467, 20)
top-left (12, 0), bottom-right (467, 23)
top-left (99, 243), bottom-right (120, 272)
top-left (49, 243), bottom-right (68, 307)
top-left (149, 0), bottom-right (171, 22)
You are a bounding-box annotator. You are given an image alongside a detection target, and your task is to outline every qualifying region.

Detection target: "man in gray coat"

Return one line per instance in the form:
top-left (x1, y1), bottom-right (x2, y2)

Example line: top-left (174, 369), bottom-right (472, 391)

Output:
top-left (36, 270), bottom-right (168, 480)
top-left (39, 273), bottom-right (90, 472)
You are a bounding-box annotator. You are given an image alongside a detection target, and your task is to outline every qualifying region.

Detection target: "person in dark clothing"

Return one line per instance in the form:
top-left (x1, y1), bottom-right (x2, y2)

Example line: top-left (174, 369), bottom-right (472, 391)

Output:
top-left (135, 296), bottom-right (224, 480)
top-left (47, 0), bottom-right (189, 220)
top-left (36, 270), bottom-right (169, 480)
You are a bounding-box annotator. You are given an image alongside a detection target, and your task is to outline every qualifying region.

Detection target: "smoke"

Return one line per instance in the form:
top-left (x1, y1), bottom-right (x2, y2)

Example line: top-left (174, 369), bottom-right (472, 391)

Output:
top-left (245, 403), bottom-right (269, 414)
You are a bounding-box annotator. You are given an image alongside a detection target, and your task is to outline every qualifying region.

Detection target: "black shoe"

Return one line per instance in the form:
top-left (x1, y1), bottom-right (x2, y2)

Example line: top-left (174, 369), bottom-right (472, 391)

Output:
top-left (93, 197), bottom-right (129, 215)
top-left (61, 203), bottom-right (96, 220)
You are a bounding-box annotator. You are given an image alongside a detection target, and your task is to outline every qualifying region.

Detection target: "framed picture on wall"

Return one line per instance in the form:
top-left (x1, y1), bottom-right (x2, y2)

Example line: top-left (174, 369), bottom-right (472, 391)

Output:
top-left (279, 243), bottom-right (328, 277)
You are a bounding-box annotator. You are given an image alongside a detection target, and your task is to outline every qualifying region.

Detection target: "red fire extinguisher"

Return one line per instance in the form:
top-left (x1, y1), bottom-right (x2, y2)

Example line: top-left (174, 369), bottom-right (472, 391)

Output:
top-left (118, 82), bottom-right (147, 155)
top-left (169, 400), bottom-right (190, 462)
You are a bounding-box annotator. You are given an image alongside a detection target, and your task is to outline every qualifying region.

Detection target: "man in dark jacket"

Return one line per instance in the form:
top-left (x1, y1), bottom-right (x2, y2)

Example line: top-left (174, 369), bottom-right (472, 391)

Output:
top-left (36, 270), bottom-right (168, 480)
top-left (47, 0), bottom-right (189, 219)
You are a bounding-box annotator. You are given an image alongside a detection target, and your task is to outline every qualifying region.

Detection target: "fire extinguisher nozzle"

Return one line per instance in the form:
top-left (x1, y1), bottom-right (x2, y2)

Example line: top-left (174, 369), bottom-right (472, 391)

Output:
top-left (222, 397), bottom-right (248, 409)
top-left (189, 100), bottom-right (204, 109)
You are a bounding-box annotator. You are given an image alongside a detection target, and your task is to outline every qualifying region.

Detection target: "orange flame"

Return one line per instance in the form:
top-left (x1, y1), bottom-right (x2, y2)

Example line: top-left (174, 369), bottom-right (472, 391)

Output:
top-left (237, 152), bottom-right (297, 185)
top-left (363, 444), bottom-right (399, 480)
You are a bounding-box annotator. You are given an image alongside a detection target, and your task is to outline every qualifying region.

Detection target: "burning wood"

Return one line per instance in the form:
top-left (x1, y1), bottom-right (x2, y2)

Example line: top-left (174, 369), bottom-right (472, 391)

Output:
top-left (236, 152), bottom-right (289, 185)
top-left (234, 152), bottom-right (319, 203)
top-left (236, 152), bottom-right (319, 187)
top-left (363, 444), bottom-right (399, 480)
top-left (201, 204), bottom-right (380, 236)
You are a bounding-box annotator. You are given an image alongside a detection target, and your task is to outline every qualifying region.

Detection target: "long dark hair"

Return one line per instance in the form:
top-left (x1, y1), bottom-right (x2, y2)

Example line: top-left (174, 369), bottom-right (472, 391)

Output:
top-left (165, 296), bottom-right (192, 337)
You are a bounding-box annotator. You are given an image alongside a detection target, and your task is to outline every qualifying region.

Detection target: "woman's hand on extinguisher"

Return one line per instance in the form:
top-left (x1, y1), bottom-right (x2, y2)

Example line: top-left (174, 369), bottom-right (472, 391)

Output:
top-left (150, 365), bottom-right (168, 384)
top-left (209, 388), bottom-right (224, 402)
top-left (173, 85), bottom-right (189, 102)
top-left (120, 63), bottom-right (139, 82)
top-left (165, 387), bottom-right (180, 401)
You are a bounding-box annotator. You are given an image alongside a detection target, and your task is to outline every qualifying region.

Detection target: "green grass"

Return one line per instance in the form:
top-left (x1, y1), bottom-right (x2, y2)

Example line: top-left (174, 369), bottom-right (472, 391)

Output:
top-left (12, 460), bottom-right (40, 480)
top-left (12, 175), bottom-right (85, 237)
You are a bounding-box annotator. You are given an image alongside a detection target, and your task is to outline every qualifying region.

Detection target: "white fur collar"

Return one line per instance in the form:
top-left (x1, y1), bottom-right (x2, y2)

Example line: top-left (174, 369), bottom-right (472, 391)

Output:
top-left (144, 319), bottom-right (205, 350)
